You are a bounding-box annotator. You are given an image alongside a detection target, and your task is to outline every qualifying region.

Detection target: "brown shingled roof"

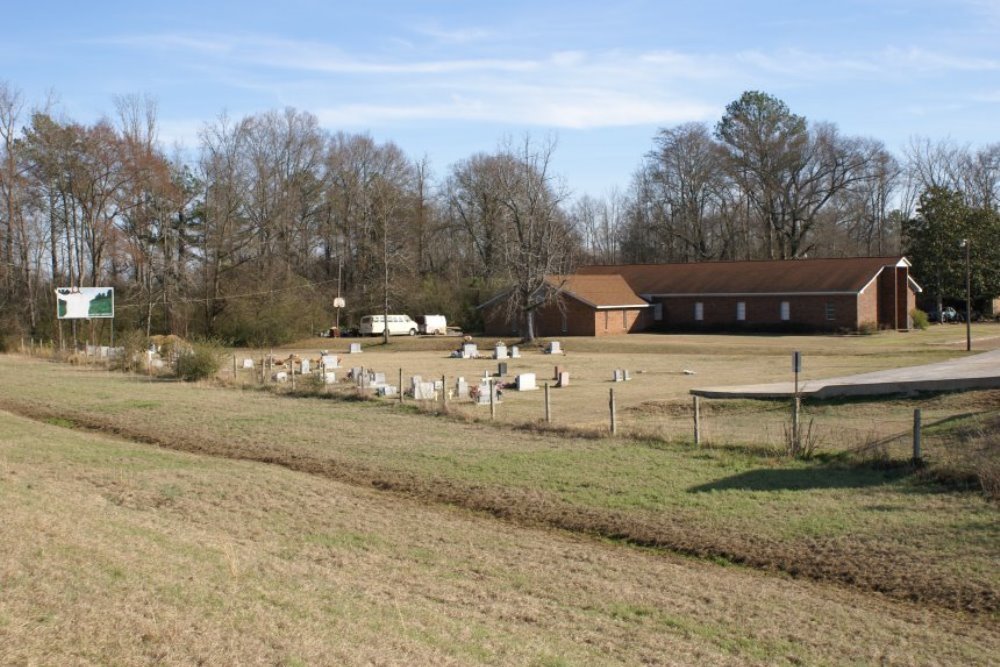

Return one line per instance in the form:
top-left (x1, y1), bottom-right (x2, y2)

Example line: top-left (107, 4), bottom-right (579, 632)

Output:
top-left (577, 256), bottom-right (909, 296)
top-left (545, 274), bottom-right (649, 308)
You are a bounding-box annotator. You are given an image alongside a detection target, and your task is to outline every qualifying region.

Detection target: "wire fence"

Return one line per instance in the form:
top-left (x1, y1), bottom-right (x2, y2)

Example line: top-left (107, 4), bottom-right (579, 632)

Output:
top-left (15, 340), bottom-right (995, 471)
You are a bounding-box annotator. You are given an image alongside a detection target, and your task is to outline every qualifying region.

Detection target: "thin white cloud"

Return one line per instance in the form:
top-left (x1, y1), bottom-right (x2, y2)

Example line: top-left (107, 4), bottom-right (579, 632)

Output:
top-left (882, 47), bottom-right (1000, 72)
top-left (97, 30), bottom-right (1000, 131)
top-left (410, 23), bottom-right (495, 45)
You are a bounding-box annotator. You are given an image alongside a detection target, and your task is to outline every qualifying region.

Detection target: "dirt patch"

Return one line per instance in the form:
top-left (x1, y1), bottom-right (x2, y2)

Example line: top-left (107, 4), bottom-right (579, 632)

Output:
top-left (1, 396), bottom-right (995, 614)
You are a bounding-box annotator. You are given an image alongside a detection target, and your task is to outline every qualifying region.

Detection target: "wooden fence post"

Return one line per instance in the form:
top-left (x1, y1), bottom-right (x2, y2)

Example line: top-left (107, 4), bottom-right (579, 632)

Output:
top-left (609, 387), bottom-right (617, 435)
top-left (544, 382), bottom-right (551, 423)
top-left (399, 368), bottom-right (404, 403)
top-left (913, 408), bottom-right (922, 463)
top-left (693, 395), bottom-right (701, 446)
top-left (489, 378), bottom-right (496, 421)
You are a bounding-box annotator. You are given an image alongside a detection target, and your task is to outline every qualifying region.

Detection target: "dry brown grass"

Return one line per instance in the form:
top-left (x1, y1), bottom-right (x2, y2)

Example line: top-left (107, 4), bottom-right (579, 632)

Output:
top-left (235, 325), bottom-right (1000, 445)
top-left (0, 355), bottom-right (996, 615)
top-left (1, 409), bottom-right (998, 665)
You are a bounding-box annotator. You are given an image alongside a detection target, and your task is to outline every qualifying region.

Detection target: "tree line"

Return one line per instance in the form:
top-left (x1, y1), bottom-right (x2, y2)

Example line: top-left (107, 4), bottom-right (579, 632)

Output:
top-left (1, 83), bottom-right (997, 345)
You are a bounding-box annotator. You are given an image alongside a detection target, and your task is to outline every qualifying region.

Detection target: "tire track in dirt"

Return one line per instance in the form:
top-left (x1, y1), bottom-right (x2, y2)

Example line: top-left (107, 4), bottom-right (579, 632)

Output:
top-left (2, 397), bottom-right (995, 614)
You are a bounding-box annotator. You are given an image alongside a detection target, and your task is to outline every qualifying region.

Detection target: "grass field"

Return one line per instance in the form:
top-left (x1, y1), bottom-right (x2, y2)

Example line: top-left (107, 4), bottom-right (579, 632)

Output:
top-left (230, 324), bottom-right (1000, 448)
top-left (2, 408), bottom-right (998, 665)
top-left (2, 328), bottom-right (997, 663)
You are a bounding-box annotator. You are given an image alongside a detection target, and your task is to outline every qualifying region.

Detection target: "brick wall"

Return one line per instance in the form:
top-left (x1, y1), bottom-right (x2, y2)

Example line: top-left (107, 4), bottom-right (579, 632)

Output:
top-left (655, 294), bottom-right (860, 331)
top-left (482, 298), bottom-right (647, 336)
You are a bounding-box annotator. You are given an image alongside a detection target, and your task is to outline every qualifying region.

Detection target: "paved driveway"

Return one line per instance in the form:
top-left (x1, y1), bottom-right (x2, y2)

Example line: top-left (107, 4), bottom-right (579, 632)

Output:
top-left (692, 349), bottom-right (1000, 399)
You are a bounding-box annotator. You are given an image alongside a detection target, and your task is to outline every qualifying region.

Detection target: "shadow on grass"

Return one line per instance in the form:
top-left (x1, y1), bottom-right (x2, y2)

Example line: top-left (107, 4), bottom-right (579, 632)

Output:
top-left (688, 465), bottom-right (914, 493)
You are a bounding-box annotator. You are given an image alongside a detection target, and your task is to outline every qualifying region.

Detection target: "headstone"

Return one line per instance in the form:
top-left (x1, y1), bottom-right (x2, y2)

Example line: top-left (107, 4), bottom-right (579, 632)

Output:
top-left (322, 372), bottom-right (337, 384)
top-left (613, 369), bottom-right (624, 382)
top-left (510, 345), bottom-right (521, 358)
top-left (546, 341), bottom-right (562, 355)
top-left (321, 354), bottom-right (339, 369)
top-left (273, 371), bottom-right (288, 382)
top-left (482, 370), bottom-right (491, 379)
top-left (494, 343), bottom-right (508, 360)
top-left (516, 373), bottom-right (537, 391)
top-left (376, 385), bottom-right (398, 397)
top-left (414, 381), bottom-right (437, 400)
top-left (300, 359), bottom-right (311, 374)
top-left (624, 369), bottom-right (632, 381)
top-left (558, 371), bottom-right (570, 387)
top-left (242, 358), bottom-right (255, 369)
top-left (455, 377), bottom-right (469, 399)
top-left (498, 362), bottom-right (508, 377)
top-left (410, 375), bottom-right (422, 392)
top-left (349, 342), bottom-right (362, 354)
top-left (372, 372), bottom-right (386, 385)
top-left (433, 379), bottom-right (444, 391)
top-left (462, 343), bottom-right (478, 359)
top-left (475, 381), bottom-right (495, 404)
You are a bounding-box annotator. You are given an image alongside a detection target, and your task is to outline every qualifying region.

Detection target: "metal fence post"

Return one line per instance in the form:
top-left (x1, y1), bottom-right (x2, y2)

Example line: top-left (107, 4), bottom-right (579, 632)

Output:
top-left (913, 408), bottom-right (922, 463)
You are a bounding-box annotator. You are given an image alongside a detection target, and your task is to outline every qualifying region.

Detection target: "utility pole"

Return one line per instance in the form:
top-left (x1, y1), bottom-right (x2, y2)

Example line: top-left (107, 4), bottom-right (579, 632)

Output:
top-left (961, 238), bottom-right (971, 352)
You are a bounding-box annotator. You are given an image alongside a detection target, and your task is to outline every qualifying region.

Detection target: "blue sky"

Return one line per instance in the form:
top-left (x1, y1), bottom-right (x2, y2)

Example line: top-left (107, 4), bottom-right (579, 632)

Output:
top-left (5, 0), bottom-right (999, 197)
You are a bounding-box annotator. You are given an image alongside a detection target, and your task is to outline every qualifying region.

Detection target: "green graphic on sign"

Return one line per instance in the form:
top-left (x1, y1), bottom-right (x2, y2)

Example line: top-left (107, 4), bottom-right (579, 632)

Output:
top-left (55, 287), bottom-right (115, 319)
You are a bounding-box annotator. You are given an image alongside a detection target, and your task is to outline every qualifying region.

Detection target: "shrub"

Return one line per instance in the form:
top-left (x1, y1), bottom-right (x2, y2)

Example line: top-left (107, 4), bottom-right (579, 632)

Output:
top-left (910, 308), bottom-right (929, 330)
top-left (111, 329), bottom-right (150, 373)
top-left (857, 321), bottom-right (879, 335)
top-left (174, 340), bottom-right (224, 382)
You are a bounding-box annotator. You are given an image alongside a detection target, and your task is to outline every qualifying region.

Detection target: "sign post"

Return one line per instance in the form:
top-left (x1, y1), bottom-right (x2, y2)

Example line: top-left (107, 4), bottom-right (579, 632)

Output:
top-left (791, 351), bottom-right (802, 452)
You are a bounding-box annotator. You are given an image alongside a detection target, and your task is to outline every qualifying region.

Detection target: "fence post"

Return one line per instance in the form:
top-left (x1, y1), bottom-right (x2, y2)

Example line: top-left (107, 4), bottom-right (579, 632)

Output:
top-left (544, 382), bottom-right (551, 423)
top-left (609, 387), bottom-right (617, 435)
top-left (441, 374), bottom-right (447, 408)
top-left (399, 368), bottom-right (404, 403)
top-left (489, 378), bottom-right (496, 420)
top-left (290, 356), bottom-right (296, 391)
top-left (233, 354), bottom-right (237, 382)
top-left (913, 408), bottom-right (922, 463)
top-left (792, 395), bottom-right (801, 451)
top-left (693, 395), bottom-right (701, 446)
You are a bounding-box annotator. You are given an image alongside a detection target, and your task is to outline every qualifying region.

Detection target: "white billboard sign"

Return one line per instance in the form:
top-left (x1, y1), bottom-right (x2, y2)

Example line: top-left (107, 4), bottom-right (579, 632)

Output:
top-left (55, 287), bottom-right (115, 319)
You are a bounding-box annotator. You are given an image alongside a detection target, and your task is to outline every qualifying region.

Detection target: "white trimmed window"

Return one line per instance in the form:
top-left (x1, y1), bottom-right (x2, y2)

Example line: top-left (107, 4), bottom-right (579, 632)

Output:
top-left (736, 302), bottom-right (746, 321)
top-left (694, 302), bottom-right (704, 321)
top-left (825, 302), bottom-right (836, 321)
top-left (780, 301), bottom-right (790, 321)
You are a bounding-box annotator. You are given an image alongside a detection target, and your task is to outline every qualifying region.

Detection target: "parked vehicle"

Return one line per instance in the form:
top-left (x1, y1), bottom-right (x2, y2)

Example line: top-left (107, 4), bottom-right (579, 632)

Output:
top-left (359, 314), bottom-right (419, 336)
top-left (928, 306), bottom-right (958, 323)
top-left (417, 314), bottom-right (448, 335)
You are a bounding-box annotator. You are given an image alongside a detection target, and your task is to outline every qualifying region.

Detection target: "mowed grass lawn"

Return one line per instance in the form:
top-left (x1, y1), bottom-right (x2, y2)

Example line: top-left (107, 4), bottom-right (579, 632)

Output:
top-left (3, 410), bottom-right (997, 665)
top-left (0, 354), bottom-right (996, 615)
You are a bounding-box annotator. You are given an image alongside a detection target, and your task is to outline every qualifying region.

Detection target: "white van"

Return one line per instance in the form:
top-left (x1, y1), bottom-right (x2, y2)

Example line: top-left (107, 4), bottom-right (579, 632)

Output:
top-left (418, 314), bottom-right (448, 335)
top-left (359, 314), bottom-right (420, 336)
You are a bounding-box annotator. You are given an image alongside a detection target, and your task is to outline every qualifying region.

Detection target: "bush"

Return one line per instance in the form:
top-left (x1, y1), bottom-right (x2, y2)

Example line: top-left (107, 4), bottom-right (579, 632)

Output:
top-left (910, 308), bottom-right (929, 330)
top-left (857, 321), bottom-right (879, 335)
top-left (111, 329), bottom-right (150, 373)
top-left (174, 340), bottom-right (224, 382)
